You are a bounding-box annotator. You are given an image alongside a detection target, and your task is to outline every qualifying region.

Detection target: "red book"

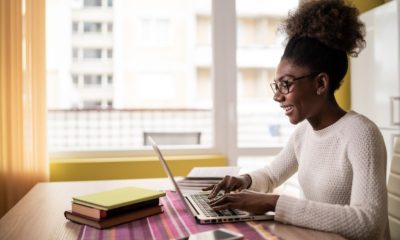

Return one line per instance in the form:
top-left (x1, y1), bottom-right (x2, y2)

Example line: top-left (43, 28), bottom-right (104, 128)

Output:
top-left (65, 205), bottom-right (163, 229)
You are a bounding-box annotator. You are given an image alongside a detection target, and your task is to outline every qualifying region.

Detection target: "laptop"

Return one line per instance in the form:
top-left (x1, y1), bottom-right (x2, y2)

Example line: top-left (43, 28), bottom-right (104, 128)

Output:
top-left (148, 136), bottom-right (274, 224)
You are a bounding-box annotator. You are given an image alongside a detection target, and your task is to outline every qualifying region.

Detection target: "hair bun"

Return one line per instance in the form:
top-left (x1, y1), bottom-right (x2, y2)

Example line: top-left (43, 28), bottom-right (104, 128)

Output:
top-left (281, 0), bottom-right (366, 57)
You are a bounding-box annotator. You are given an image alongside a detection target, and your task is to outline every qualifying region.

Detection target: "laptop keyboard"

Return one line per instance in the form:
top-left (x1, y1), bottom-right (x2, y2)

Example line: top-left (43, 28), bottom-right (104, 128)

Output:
top-left (191, 194), bottom-right (246, 217)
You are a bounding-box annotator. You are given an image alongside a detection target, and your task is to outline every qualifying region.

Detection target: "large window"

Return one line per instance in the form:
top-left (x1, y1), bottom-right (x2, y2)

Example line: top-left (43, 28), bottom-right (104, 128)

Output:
top-left (46, 0), bottom-right (213, 152)
top-left (46, 0), bottom-right (299, 165)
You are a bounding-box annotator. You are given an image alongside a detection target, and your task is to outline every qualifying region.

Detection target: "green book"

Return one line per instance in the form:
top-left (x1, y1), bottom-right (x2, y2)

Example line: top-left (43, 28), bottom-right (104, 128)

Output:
top-left (72, 187), bottom-right (166, 210)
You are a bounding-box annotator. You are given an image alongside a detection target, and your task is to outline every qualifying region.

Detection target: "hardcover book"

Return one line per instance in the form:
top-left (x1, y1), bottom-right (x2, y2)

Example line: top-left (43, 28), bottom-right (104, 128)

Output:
top-left (65, 205), bottom-right (163, 229)
top-left (72, 186), bottom-right (166, 210)
top-left (72, 198), bottom-right (159, 220)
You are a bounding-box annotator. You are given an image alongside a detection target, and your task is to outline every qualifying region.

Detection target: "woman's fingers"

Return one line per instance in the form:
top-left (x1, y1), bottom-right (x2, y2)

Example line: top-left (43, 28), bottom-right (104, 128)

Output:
top-left (208, 176), bottom-right (229, 198)
top-left (211, 203), bottom-right (231, 211)
top-left (209, 193), bottom-right (241, 210)
top-left (209, 194), bottom-right (227, 205)
top-left (209, 183), bottom-right (223, 198)
top-left (202, 184), bottom-right (214, 191)
top-left (226, 176), bottom-right (233, 191)
top-left (206, 175), bottom-right (245, 198)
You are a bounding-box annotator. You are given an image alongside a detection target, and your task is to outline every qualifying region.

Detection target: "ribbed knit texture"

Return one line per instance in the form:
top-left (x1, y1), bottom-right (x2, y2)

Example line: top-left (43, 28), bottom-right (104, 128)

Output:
top-left (248, 111), bottom-right (390, 240)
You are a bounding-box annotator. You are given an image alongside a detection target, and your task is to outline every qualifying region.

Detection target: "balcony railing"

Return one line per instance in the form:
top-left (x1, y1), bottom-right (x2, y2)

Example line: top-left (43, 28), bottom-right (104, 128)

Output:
top-left (48, 107), bottom-right (294, 152)
top-left (48, 108), bottom-right (212, 151)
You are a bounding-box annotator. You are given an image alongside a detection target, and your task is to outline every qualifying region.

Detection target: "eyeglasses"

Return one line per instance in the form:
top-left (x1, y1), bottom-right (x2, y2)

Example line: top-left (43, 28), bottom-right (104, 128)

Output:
top-left (270, 72), bottom-right (319, 95)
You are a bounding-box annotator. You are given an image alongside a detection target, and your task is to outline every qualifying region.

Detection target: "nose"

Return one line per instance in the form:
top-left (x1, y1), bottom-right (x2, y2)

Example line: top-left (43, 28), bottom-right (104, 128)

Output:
top-left (273, 91), bottom-right (284, 102)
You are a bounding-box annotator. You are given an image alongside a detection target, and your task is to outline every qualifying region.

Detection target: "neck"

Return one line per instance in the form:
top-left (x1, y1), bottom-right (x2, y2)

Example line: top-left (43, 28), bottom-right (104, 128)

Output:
top-left (307, 98), bottom-right (346, 130)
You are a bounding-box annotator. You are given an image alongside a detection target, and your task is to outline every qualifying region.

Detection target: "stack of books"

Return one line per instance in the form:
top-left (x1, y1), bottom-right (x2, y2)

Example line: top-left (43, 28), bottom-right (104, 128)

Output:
top-left (64, 186), bottom-right (165, 229)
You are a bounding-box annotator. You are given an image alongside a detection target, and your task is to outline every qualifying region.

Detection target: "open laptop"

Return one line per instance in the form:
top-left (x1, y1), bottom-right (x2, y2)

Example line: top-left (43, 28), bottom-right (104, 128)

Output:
top-left (148, 136), bottom-right (274, 224)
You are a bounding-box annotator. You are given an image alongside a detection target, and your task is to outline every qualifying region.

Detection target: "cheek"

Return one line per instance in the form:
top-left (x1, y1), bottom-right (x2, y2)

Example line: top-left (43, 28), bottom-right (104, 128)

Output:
top-left (289, 91), bottom-right (316, 112)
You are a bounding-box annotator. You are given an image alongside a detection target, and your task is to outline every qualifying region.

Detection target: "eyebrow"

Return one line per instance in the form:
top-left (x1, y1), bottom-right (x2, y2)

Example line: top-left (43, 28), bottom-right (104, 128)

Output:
top-left (274, 74), bottom-right (296, 82)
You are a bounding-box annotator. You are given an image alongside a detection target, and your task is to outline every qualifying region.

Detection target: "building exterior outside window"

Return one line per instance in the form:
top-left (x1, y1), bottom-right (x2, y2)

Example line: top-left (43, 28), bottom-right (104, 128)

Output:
top-left (46, 0), bottom-right (298, 152)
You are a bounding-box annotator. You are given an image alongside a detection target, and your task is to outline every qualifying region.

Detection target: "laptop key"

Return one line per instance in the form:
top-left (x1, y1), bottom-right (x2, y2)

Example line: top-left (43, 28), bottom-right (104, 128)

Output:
top-left (231, 209), bottom-right (247, 215)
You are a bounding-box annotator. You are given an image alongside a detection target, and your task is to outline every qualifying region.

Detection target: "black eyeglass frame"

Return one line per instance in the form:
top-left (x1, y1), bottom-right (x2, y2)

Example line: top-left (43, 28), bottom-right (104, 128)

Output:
top-left (270, 72), bottom-right (319, 95)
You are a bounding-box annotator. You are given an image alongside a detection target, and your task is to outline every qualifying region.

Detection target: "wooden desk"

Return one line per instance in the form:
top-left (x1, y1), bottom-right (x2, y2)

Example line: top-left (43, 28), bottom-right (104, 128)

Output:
top-left (0, 179), bottom-right (345, 240)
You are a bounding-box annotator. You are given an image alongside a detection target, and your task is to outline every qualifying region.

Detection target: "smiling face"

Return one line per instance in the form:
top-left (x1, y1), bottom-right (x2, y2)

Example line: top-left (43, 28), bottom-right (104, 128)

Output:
top-left (273, 58), bottom-right (323, 125)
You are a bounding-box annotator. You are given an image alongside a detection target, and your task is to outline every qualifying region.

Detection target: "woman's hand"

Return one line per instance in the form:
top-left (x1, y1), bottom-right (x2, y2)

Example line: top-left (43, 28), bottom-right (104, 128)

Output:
top-left (202, 175), bottom-right (252, 199)
top-left (208, 190), bottom-right (279, 214)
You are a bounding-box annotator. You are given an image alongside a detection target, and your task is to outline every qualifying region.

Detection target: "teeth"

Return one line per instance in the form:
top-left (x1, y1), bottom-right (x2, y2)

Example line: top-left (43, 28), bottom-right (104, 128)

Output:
top-left (283, 106), bottom-right (293, 112)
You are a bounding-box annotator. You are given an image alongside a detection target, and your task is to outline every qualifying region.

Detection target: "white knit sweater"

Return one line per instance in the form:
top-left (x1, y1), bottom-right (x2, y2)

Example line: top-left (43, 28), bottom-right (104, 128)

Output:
top-left (248, 111), bottom-right (390, 240)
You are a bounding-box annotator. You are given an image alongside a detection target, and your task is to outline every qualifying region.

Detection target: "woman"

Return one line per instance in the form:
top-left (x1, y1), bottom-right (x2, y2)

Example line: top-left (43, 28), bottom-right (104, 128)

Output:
top-left (204, 1), bottom-right (390, 239)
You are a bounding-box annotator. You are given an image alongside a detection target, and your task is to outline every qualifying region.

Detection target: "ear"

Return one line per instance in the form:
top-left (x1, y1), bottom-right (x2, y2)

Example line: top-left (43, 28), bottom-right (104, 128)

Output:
top-left (315, 73), bottom-right (329, 96)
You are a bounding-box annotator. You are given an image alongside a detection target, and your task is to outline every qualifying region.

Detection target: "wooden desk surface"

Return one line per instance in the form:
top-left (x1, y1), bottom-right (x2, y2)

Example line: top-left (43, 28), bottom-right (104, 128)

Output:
top-left (0, 179), bottom-right (345, 240)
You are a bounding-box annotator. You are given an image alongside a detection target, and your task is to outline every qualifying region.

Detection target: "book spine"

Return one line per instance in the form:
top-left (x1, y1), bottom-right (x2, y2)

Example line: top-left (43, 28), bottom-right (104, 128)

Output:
top-left (65, 205), bottom-right (163, 229)
top-left (105, 198), bottom-right (159, 218)
top-left (72, 198), bottom-right (160, 220)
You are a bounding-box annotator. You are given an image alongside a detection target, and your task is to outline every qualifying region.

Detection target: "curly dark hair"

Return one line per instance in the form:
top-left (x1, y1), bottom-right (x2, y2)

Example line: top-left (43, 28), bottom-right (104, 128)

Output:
top-left (282, 0), bottom-right (365, 56)
top-left (279, 0), bottom-right (366, 94)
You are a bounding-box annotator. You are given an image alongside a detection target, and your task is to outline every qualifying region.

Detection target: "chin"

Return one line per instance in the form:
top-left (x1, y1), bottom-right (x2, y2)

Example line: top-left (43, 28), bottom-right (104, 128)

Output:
top-left (288, 118), bottom-right (299, 125)
top-left (287, 114), bottom-right (304, 125)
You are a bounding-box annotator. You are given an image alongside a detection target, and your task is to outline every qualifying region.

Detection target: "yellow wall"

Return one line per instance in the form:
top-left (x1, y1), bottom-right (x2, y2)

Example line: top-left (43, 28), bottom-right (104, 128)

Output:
top-left (50, 155), bottom-right (226, 181)
top-left (335, 0), bottom-right (385, 110)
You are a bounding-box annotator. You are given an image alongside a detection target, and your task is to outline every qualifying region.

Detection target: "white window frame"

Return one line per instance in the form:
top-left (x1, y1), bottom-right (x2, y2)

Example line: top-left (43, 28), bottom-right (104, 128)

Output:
top-left (51, 0), bottom-right (282, 164)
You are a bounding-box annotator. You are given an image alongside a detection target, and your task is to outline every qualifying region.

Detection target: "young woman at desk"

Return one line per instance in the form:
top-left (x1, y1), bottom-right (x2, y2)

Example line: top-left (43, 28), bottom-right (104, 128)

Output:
top-left (204, 1), bottom-right (389, 239)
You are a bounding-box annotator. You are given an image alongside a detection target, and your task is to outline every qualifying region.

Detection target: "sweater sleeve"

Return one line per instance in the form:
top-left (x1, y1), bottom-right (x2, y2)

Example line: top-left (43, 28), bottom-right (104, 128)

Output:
top-left (274, 123), bottom-right (388, 240)
top-left (247, 130), bottom-right (299, 193)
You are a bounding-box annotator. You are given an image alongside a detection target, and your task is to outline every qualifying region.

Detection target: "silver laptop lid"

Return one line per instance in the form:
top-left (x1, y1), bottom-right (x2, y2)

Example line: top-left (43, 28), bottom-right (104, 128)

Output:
top-left (148, 136), bottom-right (194, 211)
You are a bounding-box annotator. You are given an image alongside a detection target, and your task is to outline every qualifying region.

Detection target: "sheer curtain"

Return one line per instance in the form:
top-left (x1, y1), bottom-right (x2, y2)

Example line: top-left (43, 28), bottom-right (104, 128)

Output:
top-left (0, 0), bottom-right (48, 217)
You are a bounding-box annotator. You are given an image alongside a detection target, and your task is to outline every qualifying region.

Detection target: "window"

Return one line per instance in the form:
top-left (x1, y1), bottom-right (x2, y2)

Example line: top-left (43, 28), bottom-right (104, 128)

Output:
top-left (72, 74), bottom-right (79, 85)
top-left (46, 0), bottom-right (299, 163)
top-left (107, 75), bottom-right (113, 84)
top-left (83, 100), bottom-right (102, 108)
top-left (83, 22), bottom-right (102, 33)
top-left (107, 100), bottom-right (113, 108)
top-left (107, 23), bottom-right (113, 33)
top-left (196, 16), bottom-right (211, 46)
top-left (83, 74), bottom-right (102, 86)
top-left (72, 22), bottom-right (79, 33)
top-left (83, 48), bottom-right (102, 59)
top-left (235, 0), bottom-right (299, 167)
top-left (84, 0), bottom-right (101, 8)
top-left (107, 49), bottom-right (112, 59)
top-left (47, 0), bottom-right (212, 152)
top-left (72, 48), bottom-right (79, 59)
top-left (196, 68), bottom-right (211, 101)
